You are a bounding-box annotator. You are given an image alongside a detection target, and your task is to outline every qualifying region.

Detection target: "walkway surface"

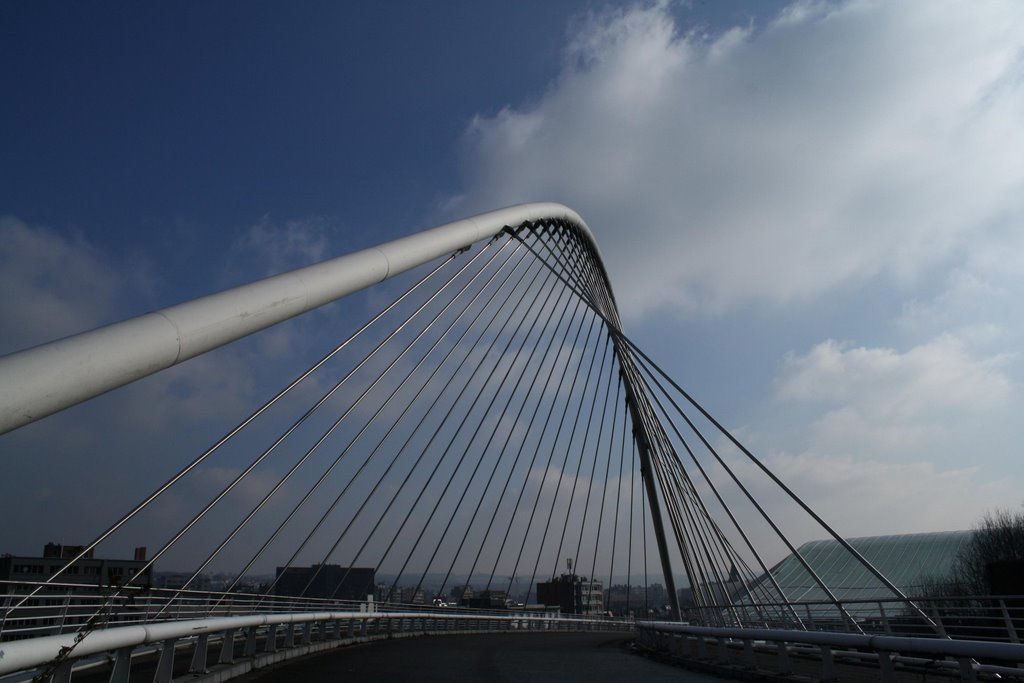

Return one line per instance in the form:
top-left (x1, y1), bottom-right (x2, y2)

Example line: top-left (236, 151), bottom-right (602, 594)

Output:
top-left (238, 632), bottom-right (739, 683)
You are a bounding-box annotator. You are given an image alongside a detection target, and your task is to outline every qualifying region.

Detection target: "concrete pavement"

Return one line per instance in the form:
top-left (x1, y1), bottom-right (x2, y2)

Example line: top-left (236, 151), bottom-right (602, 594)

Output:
top-left (236, 631), bottom-right (740, 682)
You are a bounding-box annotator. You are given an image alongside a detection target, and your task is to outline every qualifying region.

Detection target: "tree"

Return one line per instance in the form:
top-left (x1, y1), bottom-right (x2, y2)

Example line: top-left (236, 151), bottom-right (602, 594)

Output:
top-left (952, 508), bottom-right (1024, 595)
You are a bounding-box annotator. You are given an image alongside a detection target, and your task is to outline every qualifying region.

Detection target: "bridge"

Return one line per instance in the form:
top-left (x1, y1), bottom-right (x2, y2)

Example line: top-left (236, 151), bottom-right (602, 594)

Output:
top-left (1, 204), bottom-right (1022, 682)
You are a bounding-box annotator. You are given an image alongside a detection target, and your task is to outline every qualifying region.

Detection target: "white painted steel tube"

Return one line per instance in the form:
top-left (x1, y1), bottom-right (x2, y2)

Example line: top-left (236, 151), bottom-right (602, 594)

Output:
top-left (0, 611), bottom-right (624, 675)
top-left (0, 203), bottom-right (604, 435)
top-left (639, 621), bottom-right (1024, 662)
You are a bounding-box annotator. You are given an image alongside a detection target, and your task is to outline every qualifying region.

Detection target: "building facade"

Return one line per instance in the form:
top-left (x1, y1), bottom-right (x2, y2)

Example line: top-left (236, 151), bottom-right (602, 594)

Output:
top-left (536, 573), bottom-right (604, 615)
top-left (0, 543), bottom-right (153, 639)
top-left (273, 565), bottom-right (374, 601)
top-left (0, 543), bottom-right (152, 593)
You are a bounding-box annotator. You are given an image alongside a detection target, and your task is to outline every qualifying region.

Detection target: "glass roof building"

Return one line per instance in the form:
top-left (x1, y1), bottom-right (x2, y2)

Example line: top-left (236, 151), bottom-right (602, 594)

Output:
top-left (769, 530), bottom-right (972, 603)
top-left (725, 530), bottom-right (973, 625)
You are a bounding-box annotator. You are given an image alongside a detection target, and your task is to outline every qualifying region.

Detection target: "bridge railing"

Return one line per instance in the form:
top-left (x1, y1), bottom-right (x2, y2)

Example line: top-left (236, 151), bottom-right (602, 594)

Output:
top-left (0, 609), bottom-right (633, 682)
top-left (6, 579), bottom-right (1023, 645)
top-left (680, 594), bottom-right (1024, 643)
top-left (637, 621), bottom-right (1024, 682)
top-left (0, 580), bottom-right (627, 643)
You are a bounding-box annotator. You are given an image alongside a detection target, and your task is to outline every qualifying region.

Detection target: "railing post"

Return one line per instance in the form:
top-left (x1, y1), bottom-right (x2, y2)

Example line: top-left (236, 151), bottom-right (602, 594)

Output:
top-left (776, 641), bottom-right (792, 675)
top-left (878, 601), bottom-right (892, 634)
top-left (219, 627), bottom-right (236, 664)
top-left (284, 622), bottom-right (296, 648)
top-left (108, 647), bottom-right (132, 683)
top-left (244, 626), bottom-right (257, 657)
top-left (999, 599), bottom-right (1020, 643)
top-left (154, 638), bottom-right (178, 683)
top-left (743, 639), bottom-right (756, 670)
top-left (265, 624), bottom-right (279, 652)
top-left (0, 594), bottom-right (10, 639)
top-left (301, 621), bottom-right (312, 645)
top-left (958, 657), bottom-right (977, 682)
top-left (877, 651), bottom-right (896, 683)
top-left (930, 604), bottom-right (948, 638)
top-left (189, 633), bottom-right (209, 674)
top-left (48, 660), bottom-right (72, 683)
top-left (695, 635), bottom-right (708, 660)
top-left (820, 644), bottom-right (836, 681)
top-left (837, 602), bottom-right (853, 632)
top-left (716, 637), bottom-right (729, 664)
top-left (56, 589), bottom-right (72, 635)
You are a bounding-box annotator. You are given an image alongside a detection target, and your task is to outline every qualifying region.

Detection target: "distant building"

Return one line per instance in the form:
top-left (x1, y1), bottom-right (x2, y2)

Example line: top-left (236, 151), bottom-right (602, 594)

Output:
top-left (154, 572), bottom-right (212, 591)
top-left (0, 543), bottom-right (152, 638)
top-left (463, 589), bottom-right (509, 609)
top-left (536, 574), bottom-right (604, 615)
top-left (604, 583), bottom-right (644, 616)
top-left (737, 530), bottom-right (972, 621)
top-left (0, 543), bottom-right (152, 593)
top-left (451, 584), bottom-right (474, 602)
top-left (273, 565), bottom-right (374, 601)
top-left (645, 583), bottom-right (667, 614)
top-left (678, 564), bottom-right (746, 608)
top-left (375, 584), bottom-right (426, 604)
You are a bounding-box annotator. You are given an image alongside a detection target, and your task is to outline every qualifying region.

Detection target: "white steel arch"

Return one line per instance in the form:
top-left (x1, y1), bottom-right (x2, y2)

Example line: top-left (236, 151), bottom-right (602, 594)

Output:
top-left (0, 203), bottom-right (613, 435)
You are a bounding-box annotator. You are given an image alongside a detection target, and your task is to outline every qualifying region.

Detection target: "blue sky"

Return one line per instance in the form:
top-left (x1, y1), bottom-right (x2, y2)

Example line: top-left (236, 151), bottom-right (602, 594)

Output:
top-left (2, 0), bottom-right (1024, 571)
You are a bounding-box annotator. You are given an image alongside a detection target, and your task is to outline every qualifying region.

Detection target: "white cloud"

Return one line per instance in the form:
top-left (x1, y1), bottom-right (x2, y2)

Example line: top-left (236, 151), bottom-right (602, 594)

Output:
top-left (759, 333), bottom-right (1017, 471)
top-left (221, 215), bottom-right (343, 360)
top-left (454, 0), bottom-right (1024, 319)
top-left (718, 332), bottom-right (1022, 538)
top-left (775, 335), bottom-right (1014, 420)
top-left (755, 450), bottom-right (1015, 539)
top-left (0, 216), bottom-right (121, 353)
top-left (0, 218), bottom-right (306, 557)
top-left (231, 215), bottom-right (332, 277)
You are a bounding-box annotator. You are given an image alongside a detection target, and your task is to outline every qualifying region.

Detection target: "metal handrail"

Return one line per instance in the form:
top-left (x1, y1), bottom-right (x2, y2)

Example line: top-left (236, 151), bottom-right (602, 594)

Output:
top-left (637, 620), bottom-right (1024, 681)
top-left (0, 609), bottom-right (632, 677)
top-left (677, 593), bottom-right (1024, 642)
top-left (0, 580), bottom-right (628, 642)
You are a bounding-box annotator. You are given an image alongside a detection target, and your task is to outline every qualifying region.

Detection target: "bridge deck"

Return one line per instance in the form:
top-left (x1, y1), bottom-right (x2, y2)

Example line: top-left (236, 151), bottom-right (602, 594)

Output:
top-left (232, 632), bottom-right (738, 683)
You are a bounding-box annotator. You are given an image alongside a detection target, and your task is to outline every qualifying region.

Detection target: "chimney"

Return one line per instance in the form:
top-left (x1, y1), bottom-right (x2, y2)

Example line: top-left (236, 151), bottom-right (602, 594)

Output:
top-left (134, 546), bottom-right (147, 561)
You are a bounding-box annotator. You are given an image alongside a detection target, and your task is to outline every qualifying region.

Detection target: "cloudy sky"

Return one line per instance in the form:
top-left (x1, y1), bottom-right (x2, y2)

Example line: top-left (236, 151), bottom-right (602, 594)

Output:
top-left (2, 0), bottom-right (1023, 568)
